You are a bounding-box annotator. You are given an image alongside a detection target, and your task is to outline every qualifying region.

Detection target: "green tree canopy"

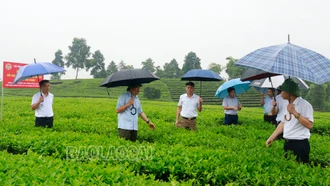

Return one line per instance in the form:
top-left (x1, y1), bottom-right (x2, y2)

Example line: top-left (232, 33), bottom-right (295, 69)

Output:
top-left (86, 50), bottom-right (107, 78)
top-left (225, 56), bottom-right (247, 79)
top-left (182, 52), bottom-right (201, 73)
top-left (208, 62), bottom-right (223, 74)
top-left (163, 59), bottom-right (181, 78)
top-left (119, 60), bottom-right (134, 70)
top-left (51, 49), bottom-right (65, 80)
top-left (65, 38), bottom-right (91, 79)
top-left (106, 61), bottom-right (118, 75)
top-left (155, 66), bottom-right (165, 78)
top-left (141, 58), bottom-right (155, 73)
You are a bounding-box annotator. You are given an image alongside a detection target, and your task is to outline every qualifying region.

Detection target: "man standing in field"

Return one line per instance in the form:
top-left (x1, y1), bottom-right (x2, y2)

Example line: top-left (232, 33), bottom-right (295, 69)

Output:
top-left (175, 82), bottom-right (203, 131)
top-left (116, 82), bottom-right (156, 142)
top-left (261, 88), bottom-right (277, 124)
top-left (31, 80), bottom-right (54, 128)
top-left (222, 87), bottom-right (242, 125)
top-left (266, 79), bottom-right (314, 163)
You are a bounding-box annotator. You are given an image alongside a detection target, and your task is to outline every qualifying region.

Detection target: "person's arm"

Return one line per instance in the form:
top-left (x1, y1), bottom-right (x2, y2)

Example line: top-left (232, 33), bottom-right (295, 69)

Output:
top-left (271, 100), bottom-right (278, 115)
top-left (288, 103), bottom-right (313, 129)
top-left (197, 97), bottom-right (203, 112)
top-left (175, 106), bottom-right (182, 126)
top-left (140, 112), bottom-right (156, 129)
top-left (224, 106), bottom-right (238, 110)
top-left (116, 97), bottom-right (134, 113)
top-left (31, 96), bottom-right (44, 110)
top-left (266, 122), bottom-right (284, 146)
top-left (260, 93), bottom-right (265, 106)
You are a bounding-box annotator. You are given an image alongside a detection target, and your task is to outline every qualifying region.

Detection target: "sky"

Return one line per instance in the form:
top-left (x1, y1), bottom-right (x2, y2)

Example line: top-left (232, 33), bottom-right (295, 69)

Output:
top-left (1, 0), bottom-right (329, 80)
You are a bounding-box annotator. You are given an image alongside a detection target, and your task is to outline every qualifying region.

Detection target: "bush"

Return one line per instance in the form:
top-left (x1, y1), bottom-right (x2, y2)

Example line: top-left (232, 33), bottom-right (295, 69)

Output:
top-left (144, 87), bottom-right (161, 99)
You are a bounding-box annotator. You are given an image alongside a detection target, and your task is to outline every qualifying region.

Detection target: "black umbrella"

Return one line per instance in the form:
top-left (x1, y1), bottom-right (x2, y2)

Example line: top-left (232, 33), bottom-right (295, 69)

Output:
top-left (181, 69), bottom-right (223, 95)
top-left (100, 69), bottom-right (160, 88)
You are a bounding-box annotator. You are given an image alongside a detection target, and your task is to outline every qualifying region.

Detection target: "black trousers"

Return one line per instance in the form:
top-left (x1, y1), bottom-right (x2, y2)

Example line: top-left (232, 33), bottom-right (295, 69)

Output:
top-left (284, 139), bottom-right (310, 163)
top-left (264, 115), bottom-right (277, 124)
top-left (118, 128), bottom-right (138, 142)
top-left (35, 117), bottom-right (54, 128)
top-left (224, 114), bottom-right (238, 125)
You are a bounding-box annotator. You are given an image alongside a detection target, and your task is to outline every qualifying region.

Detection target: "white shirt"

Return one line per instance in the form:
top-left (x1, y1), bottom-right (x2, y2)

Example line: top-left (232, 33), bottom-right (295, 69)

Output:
top-left (222, 96), bottom-right (240, 115)
top-left (283, 97), bottom-right (314, 139)
top-left (116, 92), bottom-right (143, 130)
top-left (263, 96), bottom-right (274, 114)
top-left (178, 93), bottom-right (200, 118)
top-left (275, 94), bottom-right (289, 122)
top-left (31, 92), bottom-right (54, 117)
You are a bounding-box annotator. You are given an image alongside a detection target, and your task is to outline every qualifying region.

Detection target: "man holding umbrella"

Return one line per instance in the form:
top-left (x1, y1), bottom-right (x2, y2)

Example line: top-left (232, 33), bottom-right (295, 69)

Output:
top-left (116, 82), bottom-right (156, 142)
top-left (175, 82), bottom-right (203, 131)
top-left (261, 88), bottom-right (277, 124)
top-left (31, 80), bottom-right (54, 128)
top-left (266, 79), bottom-right (314, 163)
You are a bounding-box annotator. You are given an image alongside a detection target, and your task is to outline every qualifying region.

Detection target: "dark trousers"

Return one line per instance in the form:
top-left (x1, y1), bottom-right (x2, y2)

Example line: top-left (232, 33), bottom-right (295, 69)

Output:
top-left (35, 117), bottom-right (54, 128)
top-left (224, 114), bottom-right (238, 125)
top-left (264, 115), bottom-right (277, 124)
top-left (118, 128), bottom-right (138, 142)
top-left (284, 139), bottom-right (310, 163)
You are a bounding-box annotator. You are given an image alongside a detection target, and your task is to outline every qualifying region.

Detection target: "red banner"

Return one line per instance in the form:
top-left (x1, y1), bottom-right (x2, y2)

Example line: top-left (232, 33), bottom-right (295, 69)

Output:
top-left (2, 61), bottom-right (43, 88)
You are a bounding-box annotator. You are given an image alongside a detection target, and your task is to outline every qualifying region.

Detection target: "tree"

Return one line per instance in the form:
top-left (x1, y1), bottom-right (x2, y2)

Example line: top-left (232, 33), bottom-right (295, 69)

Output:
top-left (155, 66), bottom-right (165, 78)
top-left (182, 52), bottom-right (201, 73)
top-left (208, 63), bottom-right (223, 74)
top-left (51, 50), bottom-right (65, 80)
top-left (163, 59), bottom-right (181, 78)
top-left (118, 60), bottom-right (134, 70)
top-left (65, 38), bottom-right (91, 79)
top-left (86, 50), bottom-right (107, 78)
top-left (106, 61), bottom-right (118, 75)
top-left (306, 84), bottom-right (327, 110)
top-left (141, 58), bottom-right (155, 73)
top-left (225, 56), bottom-right (247, 79)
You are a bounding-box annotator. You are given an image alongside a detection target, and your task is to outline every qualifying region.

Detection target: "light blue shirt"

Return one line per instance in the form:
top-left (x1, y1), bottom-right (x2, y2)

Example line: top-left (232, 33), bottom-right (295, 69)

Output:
top-left (263, 96), bottom-right (274, 114)
top-left (116, 91), bottom-right (143, 130)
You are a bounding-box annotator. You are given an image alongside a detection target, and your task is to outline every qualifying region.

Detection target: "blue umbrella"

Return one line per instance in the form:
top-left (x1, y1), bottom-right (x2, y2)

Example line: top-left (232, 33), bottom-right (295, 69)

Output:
top-left (215, 78), bottom-right (250, 98)
top-left (181, 69), bottom-right (223, 95)
top-left (235, 39), bottom-right (330, 84)
top-left (13, 62), bottom-right (65, 84)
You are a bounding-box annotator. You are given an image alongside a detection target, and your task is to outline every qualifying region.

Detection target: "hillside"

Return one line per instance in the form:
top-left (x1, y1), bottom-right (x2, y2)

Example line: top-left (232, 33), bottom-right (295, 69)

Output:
top-left (0, 78), bottom-right (261, 107)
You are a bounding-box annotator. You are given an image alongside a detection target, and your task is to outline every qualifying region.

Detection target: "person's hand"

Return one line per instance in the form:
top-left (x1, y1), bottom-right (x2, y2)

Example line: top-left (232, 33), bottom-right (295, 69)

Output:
top-left (287, 103), bottom-right (297, 115)
top-left (148, 122), bottom-right (156, 130)
top-left (175, 120), bottom-right (179, 127)
top-left (272, 100), bottom-right (277, 107)
top-left (38, 96), bottom-right (44, 103)
top-left (233, 106), bottom-right (238, 111)
top-left (268, 113), bottom-right (273, 116)
top-left (127, 98), bottom-right (134, 106)
top-left (266, 137), bottom-right (273, 147)
top-left (199, 97), bottom-right (203, 104)
top-left (238, 104), bottom-right (242, 109)
top-left (261, 93), bottom-right (265, 98)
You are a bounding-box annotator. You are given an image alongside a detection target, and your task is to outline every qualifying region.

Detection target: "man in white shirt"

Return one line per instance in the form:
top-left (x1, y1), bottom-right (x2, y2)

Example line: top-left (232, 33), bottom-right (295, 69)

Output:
top-left (266, 79), bottom-right (314, 163)
top-left (116, 82), bottom-right (156, 142)
top-left (31, 80), bottom-right (54, 128)
top-left (222, 87), bottom-right (242, 125)
top-left (175, 82), bottom-right (203, 131)
top-left (261, 88), bottom-right (277, 124)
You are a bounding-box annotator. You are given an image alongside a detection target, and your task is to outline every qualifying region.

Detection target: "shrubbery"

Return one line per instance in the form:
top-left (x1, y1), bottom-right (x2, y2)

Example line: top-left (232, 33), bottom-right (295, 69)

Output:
top-left (143, 87), bottom-right (161, 99)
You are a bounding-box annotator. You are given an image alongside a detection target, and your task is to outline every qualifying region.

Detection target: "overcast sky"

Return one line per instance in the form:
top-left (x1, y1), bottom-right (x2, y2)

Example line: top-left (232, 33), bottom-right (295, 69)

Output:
top-left (1, 0), bottom-right (329, 80)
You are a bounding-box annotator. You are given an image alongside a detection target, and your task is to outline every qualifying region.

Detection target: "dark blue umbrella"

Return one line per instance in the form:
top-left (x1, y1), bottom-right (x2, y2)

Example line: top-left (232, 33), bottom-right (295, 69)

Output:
top-left (235, 37), bottom-right (330, 84)
top-left (181, 69), bottom-right (223, 95)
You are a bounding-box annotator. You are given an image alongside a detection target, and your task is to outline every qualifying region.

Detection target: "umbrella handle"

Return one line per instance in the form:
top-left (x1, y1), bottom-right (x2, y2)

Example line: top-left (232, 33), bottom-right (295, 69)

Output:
top-left (284, 114), bottom-right (292, 121)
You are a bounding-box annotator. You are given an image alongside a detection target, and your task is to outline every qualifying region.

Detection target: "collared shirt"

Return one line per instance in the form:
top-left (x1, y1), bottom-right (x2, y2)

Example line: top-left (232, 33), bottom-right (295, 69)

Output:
top-left (283, 97), bottom-right (314, 139)
top-left (263, 96), bottom-right (274, 114)
top-left (222, 96), bottom-right (239, 115)
top-left (31, 92), bottom-right (54, 117)
top-left (178, 93), bottom-right (200, 118)
top-left (116, 91), bottom-right (143, 131)
top-left (275, 94), bottom-right (289, 122)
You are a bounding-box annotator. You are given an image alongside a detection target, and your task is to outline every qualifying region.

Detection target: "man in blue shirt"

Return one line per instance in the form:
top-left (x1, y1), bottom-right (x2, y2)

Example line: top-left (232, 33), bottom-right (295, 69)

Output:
top-left (116, 82), bottom-right (156, 142)
top-left (261, 88), bottom-right (277, 124)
